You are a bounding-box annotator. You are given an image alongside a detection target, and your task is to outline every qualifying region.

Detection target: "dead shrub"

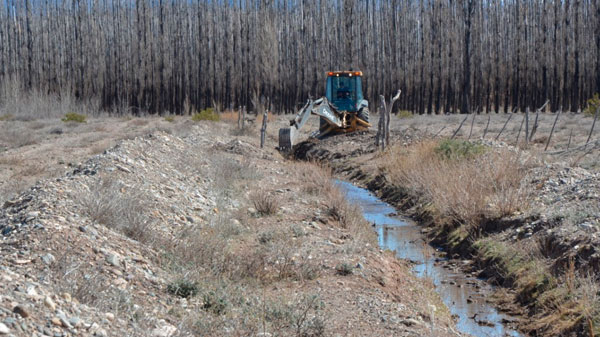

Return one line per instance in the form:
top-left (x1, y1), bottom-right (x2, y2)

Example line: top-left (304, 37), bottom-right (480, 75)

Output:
top-left (325, 186), bottom-right (366, 229)
top-left (16, 163), bottom-right (46, 177)
top-left (0, 80), bottom-right (100, 119)
top-left (384, 140), bottom-right (531, 228)
top-left (218, 110), bottom-right (240, 124)
top-left (534, 272), bottom-right (600, 336)
top-left (0, 179), bottom-right (28, 206)
top-left (211, 157), bottom-right (260, 201)
top-left (128, 118), bottom-right (149, 126)
top-left (48, 242), bottom-right (133, 315)
top-left (0, 125), bottom-right (39, 148)
top-left (335, 263), bottom-right (354, 276)
top-left (250, 190), bottom-right (280, 216)
top-left (230, 125), bottom-right (255, 137)
top-left (0, 154), bottom-right (24, 166)
top-left (165, 218), bottom-right (268, 282)
top-left (79, 178), bottom-right (155, 243)
top-left (294, 162), bottom-right (335, 196)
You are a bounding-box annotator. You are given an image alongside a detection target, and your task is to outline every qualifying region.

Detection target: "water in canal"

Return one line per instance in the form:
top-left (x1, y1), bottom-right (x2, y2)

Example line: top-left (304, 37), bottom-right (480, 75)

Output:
top-left (337, 180), bottom-right (523, 337)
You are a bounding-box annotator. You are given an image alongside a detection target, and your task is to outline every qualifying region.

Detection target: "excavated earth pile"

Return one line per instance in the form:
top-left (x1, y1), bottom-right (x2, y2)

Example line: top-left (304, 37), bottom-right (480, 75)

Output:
top-left (0, 122), bottom-right (463, 337)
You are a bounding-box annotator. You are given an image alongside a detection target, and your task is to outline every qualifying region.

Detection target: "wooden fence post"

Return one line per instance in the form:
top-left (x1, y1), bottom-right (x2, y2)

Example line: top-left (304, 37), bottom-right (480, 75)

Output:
top-left (468, 112), bottom-right (476, 139)
top-left (525, 107), bottom-right (530, 144)
top-left (530, 100), bottom-right (549, 141)
top-left (260, 110), bottom-right (268, 148)
top-left (567, 129), bottom-right (573, 150)
top-left (545, 109), bottom-right (561, 151)
top-left (585, 106), bottom-right (599, 147)
top-left (516, 114), bottom-right (525, 145)
top-left (378, 95), bottom-right (387, 151)
top-left (451, 115), bottom-right (469, 139)
top-left (482, 114), bottom-right (491, 139)
top-left (375, 105), bottom-right (382, 147)
top-left (385, 90), bottom-right (401, 146)
top-left (434, 126), bottom-right (446, 137)
top-left (495, 111), bottom-right (514, 141)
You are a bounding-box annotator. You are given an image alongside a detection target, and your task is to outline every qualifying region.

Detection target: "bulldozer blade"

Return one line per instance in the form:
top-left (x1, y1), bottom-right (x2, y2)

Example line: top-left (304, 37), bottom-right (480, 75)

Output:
top-left (279, 127), bottom-right (296, 151)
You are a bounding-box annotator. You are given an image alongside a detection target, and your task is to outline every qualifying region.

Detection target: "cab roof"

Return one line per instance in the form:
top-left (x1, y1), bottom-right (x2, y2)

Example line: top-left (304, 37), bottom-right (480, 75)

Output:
top-left (327, 71), bottom-right (363, 77)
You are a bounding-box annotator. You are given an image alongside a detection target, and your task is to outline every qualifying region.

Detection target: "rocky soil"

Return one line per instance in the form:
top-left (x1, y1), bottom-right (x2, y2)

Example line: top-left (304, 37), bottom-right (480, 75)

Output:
top-left (0, 118), bottom-right (463, 337)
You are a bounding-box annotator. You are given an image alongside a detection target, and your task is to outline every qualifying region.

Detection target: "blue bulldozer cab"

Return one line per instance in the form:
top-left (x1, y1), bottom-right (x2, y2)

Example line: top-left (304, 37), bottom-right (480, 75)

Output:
top-left (325, 71), bottom-right (364, 112)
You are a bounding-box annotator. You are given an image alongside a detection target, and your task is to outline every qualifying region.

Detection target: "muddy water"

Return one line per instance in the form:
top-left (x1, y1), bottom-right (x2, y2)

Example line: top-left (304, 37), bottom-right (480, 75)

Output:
top-left (337, 181), bottom-right (523, 337)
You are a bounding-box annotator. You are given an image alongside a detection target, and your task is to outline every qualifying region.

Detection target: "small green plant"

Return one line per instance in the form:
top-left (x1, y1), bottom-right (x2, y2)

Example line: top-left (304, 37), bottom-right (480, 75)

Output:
top-left (434, 139), bottom-right (485, 160)
top-left (299, 263), bottom-right (321, 280)
top-left (192, 108), bottom-right (219, 122)
top-left (291, 224), bottom-right (306, 238)
top-left (584, 93), bottom-right (600, 117)
top-left (335, 263), bottom-right (354, 276)
top-left (202, 291), bottom-right (228, 315)
top-left (61, 112), bottom-right (87, 123)
top-left (396, 110), bottom-right (413, 119)
top-left (258, 231), bottom-right (274, 244)
top-left (164, 115), bottom-right (175, 123)
top-left (0, 113), bottom-right (14, 121)
top-left (167, 279), bottom-right (199, 298)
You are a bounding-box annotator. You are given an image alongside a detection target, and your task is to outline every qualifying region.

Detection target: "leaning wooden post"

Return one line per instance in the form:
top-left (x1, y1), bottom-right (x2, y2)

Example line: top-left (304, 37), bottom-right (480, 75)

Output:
top-left (260, 110), bottom-right (268, 148)
top-left (375, 105), bottom-right (382, 147)
top-left (468, 112), bottom-right (476, 140)
top-left (495, 111), bottom-right (514, 141)
top-left (385, 90), bottom-right (401, 146)
top-left (567, 129), bottom-right (573, 150)
top-left (482, 114), bottom-right (491, 139)
top-left (545, 109), bottom-right (561, 151)
top-left (585, 106), bottom-right (599, 147)
top-left (516, 114), bottom-right (525, 145)
top-left (530, 109), bottom-right (539, 140)
top-left (434, 126), bottom-right (446, 138)
top-left (451, 115), bottom-right (469, 139)
top-left (525, 107), bottom-right (530, 144)
top-left (530, 100), bottom-right (547, 140)
top-left (378, 95), bottom-right (387, 151)
top-left (242, 106), bottom-right (246, 129)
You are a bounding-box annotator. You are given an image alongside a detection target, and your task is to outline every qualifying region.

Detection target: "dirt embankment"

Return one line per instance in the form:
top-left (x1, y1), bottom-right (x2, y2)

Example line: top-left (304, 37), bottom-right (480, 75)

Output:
top-left (293, 128), bottom-right (600, 337)
top-left (0, 118), bottom-right (462, 337)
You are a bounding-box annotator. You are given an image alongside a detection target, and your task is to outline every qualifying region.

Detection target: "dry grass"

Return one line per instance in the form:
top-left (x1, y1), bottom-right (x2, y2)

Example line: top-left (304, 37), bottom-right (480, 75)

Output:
top-left (219, 110), bottom-right (241, 124)
top-left (293, 162), bottom-right (375, 245)
top-left (250, 190), bottom-right (280, 216)
top-left (178, 289), bottom-right (327, 337)
top-left (78, 178), bottom-right (155, 244)
top-left (294, 162), bottom-right (335, 196)
top-left (533, 271), bottom-right (600, 336)
top-left (476, 237), bottom-right (600, 336)
top-left (0, 123), bottom-right (40, 148)
top-left (0, 79), bottom-right (100, 120)
top-left (383, 140), bottom-right (531, 228)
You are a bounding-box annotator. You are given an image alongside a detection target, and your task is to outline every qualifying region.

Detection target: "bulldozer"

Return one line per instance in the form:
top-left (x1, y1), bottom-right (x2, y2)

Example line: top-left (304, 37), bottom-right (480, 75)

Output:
top-left (278, 71), bottom-right (370, 150)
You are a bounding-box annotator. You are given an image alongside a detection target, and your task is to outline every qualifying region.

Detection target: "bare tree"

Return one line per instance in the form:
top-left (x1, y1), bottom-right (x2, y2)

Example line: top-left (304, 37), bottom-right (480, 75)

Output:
top-left (0, 0), bottom-right (598, 115)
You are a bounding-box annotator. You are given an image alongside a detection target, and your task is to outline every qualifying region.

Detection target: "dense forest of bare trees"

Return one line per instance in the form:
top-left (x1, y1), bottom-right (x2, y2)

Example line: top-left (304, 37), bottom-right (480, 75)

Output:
top-left (1, 0), bottom-right (599, 115)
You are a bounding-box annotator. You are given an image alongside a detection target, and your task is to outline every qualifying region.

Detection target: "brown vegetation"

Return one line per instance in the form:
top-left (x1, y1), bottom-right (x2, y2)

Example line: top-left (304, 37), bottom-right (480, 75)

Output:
top-left (383, 140), bottom-right (531, 228)
top-left (379, 137), bottom-right (599, 336)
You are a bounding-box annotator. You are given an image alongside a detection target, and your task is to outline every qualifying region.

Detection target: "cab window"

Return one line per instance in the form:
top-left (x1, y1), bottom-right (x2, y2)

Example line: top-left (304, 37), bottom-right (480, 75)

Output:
top-left (332, 77), bottom-right (356, 101)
